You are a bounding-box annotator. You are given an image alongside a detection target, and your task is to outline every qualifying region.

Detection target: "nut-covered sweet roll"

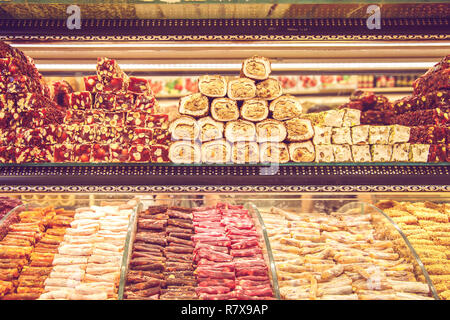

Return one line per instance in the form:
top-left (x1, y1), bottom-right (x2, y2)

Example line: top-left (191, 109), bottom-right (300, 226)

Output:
top-left (197, 116), bottom-right (224, 142)
top-left (201, 139), bottom-right (232, 164)
top-left (284, 118), bottom-right (314, 142)
top-left (241, 56), bottom-right (271, 80)
top-left (169, 141), bottom-right (201, 164)
top-left (288, 141), bottom-right (315, 162)
top-left (256, 78), bottom-right (282, 100)
top-left (169, 116), bottom-right (200, 141)
top-left (178, 93), bottom-right (209, 118)
top-left (259, 142), bottom-right (290, 163)
top-left (224, 120), bottom-right (256, 143)
top-left (198, 75), bottom-right (227, 98)
top-left (241, 99), bottom-right (269, 122)
top-left (269, 95), bottom-right (303, 121)
top-left (232, 141), bottom-right (259, 164)
top-left (227, 78), bottom-right (257, 100)
top-left (255, 119), bottom-right (287, 143)
top-left (210, 98), bottom-right (239, 122)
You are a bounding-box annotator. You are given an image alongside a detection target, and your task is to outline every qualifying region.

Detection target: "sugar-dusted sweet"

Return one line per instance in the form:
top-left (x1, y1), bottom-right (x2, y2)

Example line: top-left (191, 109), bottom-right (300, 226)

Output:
top-left (255, 77), bottom-right (282, 100)
top-left (351, 125), bottom-right (370, 145)
top-left (342, 108), bottom-right (361, 127)
top-left (332, 144), bottom-right (353, 162)
top-left (370, 144), bottom-right (393, 162)
top-left (241, 56), bottom-right (271, 80)
top-left (227, 78), bottom-right (257, 101)
top-left (109, 143), bottom-right (130, 162)
top-left (368, 126), bottom-right (391, 145)
top-left (53, 144), bottom-right (74, 163)
top-left (255, 119), bottom-right (287, 143)
top-left (129, 144), bottom-right (151, 162)
top-left (197, 116), bottom-right (224, 142)
top-left (224, 119), bottom-right (256, 143)
top-left (128, 77), bottom-right (151, 95)
top-left (409, 144), bottom-right (430, 162)
top-left (198, 75), bottom-right (227, 98)
top-left (150, 144), bottom-right (170, 163)
top-left (391, 143), bottom-right (411, 162)
top-left (178, 93), bottom-right (210, 118)
top-left (91, 143), bottom-right (111, 162)
top-left (269, 95), bottom-right (303, 121)
top-left (314, 145), bottom-right (334, 163)
top-left (134, 93), bottom-right (156, 112)
top-left (389, 125), bottom-right (411, 144)
top-left (331, 127), bottom-right (352, 145)
top-left (94, 92), bottom-right (116, 111)
top-left (312, 126), bottom-right (332, 145)
top-left (288, 141), bottom-right (315, 162)
top-left (73, 144), bottom-right (92, 163)
top-left (64, 91), bottom-right (92, 110)
top-left (115, 92), bottom-right (134, 111)
top-left (351, 145), bottom-right (371, 162)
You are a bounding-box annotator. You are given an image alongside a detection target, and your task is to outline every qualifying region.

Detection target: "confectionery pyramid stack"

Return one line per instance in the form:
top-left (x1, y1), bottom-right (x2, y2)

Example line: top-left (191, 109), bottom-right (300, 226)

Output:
top-left (58, 57), bottom-right (170, 163)
top-left (336, 56), bottom-right (449, 163)
top-left (169, 55), bottom-right (317, 164)
top-left (390, 55), bottom-right (449, 162)
top-left (0, 41), bottom-right (65, 163)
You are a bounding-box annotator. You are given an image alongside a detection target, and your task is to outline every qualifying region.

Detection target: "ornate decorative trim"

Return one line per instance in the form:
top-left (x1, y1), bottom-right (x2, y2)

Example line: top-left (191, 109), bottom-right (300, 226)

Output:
top-left (0, 18), bottom-right (448, 41)
top-left (0, 185), bottom-right (448, 193)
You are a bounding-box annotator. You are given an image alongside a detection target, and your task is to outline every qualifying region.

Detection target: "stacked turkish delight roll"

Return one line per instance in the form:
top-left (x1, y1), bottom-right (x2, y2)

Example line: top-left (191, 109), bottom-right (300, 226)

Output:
top-left (0, 41), bottom-right (66, 163)
top-left (59, 57), bottom-right (170, 163)
top-left (169, 56), bottom-right (311, 164)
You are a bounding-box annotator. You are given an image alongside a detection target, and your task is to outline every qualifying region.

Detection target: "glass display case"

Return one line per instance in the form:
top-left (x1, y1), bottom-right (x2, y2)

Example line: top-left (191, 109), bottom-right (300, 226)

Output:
top-left (0, 0), bottom-right (448, 301)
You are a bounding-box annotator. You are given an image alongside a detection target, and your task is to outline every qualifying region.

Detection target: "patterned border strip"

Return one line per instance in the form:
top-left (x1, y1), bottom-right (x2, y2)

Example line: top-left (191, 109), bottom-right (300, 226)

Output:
top-left (0, 18), bottom-right (448, 41)
top-left (0, 185), bottom-right (449, 193)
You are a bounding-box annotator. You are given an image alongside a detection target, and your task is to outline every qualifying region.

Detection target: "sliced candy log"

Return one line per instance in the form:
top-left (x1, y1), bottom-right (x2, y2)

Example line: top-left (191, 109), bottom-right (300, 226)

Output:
top-left (241, 55), bottom-right (271, 80)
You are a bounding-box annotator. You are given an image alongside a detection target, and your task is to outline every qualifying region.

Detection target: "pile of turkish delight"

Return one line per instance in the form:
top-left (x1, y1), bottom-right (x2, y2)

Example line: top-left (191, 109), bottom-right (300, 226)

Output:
top-left (0, 41), bottom-right (66, 163)
top-left (0, 40), bottom-right (171, 163)
top-left (52, 57), bottom-right (170, 163)
top-left (336, 55), bottom-right (449, 162)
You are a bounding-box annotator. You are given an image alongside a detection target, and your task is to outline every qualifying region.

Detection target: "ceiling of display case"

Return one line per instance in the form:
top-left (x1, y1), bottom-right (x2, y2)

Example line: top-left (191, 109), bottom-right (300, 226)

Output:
top-left (0, 1), bottom-right (448, 19)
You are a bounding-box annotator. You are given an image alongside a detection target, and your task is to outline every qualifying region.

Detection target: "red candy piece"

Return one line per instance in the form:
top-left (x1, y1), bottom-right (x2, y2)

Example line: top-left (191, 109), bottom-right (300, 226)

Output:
top-left (129, 145), bottom-right (151, 162)
top-left (73, 144), bottom-right (92, 162)
top-left (128, 77), bottom-right (151, 94)
top-left (134, 93), bottom-right (156, 112)
top-left (110, 143), bottom-right (130, 162)
top-left (91, 144), bottom-right (110, 162)
top-left (53, 144), bottom-right (74, 162)
top-left (94, 92), bottom-right (116, 111)
top-left (64, 91), bottom-right (92, 110)
top-left (150, 144), bottom-right (170, 163)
